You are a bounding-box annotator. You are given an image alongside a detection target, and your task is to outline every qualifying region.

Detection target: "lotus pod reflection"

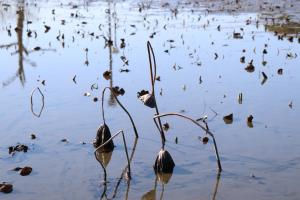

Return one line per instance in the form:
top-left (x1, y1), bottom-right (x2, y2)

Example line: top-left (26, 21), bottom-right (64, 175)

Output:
top-left (141, 189), bottom-right (156, 200)
top-left (157, 172), bottom-right (173, 185)
top-left (93, 124), bottom-right (114, 152)
top-left (95, 150), bottom-right (113, 168)
top-left (153, 149), bottom-right (175, 174)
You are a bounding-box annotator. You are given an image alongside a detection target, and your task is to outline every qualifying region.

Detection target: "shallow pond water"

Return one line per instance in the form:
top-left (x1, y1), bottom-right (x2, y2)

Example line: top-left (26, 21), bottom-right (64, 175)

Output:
top-left (1, 0), bottom-right (300, 199)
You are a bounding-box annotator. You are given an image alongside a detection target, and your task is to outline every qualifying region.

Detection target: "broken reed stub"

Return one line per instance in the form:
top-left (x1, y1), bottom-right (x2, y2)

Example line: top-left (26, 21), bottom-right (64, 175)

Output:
top-left (153, 149), bottom-right (175, 174)
top-left (139, 93), bottom-right (156, 108)
top-left (238, 93), bottom-right (243, 104)
top-left (93, 124), bottom-right (114, 153)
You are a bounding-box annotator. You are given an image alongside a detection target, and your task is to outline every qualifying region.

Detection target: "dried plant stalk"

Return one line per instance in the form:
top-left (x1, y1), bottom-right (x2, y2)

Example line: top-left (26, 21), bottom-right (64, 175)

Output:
top-left (153, 113), bottom-right (222, 172)
top-left (101, 87), bottom-right (138, 138)
top-left (147, 41), bottom-right (166, 147)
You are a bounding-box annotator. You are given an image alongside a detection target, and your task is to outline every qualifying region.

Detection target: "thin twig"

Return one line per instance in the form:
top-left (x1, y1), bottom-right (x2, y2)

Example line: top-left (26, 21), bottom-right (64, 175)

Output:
top-left (153, 113), bottom-right (222, 172)
top-left (0, 42), bottom-right (17, 49)
top-left (30, 87), bottom-right (45, 118)
top-left (101, 87), bottom-right (138, 138)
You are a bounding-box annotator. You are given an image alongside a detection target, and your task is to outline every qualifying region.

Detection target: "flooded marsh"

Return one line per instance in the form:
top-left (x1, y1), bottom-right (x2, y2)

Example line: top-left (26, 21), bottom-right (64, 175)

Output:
top-left (1, 0), bottom-right (300, 199)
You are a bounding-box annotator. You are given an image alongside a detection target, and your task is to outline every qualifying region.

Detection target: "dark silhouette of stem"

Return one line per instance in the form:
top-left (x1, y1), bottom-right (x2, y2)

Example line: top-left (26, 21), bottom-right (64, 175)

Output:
top-left (153, 113), bottom-right (222, 172)
top-left (212, 172), bottom-right (221, 200)
top-left (147, 41), bottom-right (166, 148)
top-left (101, 87), bottom-right (138, 138)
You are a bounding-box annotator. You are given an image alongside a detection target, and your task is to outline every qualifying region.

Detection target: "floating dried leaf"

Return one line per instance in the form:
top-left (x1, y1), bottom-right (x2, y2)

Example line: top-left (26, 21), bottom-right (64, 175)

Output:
top-left (137, 90), bottom-right (149, 98)
top-left (93, 97), bottom-right (98, 102)
top-left (20, 166), bottom-right (32, 176)
top-left (103, 70), bottom-right (112, 80)
top-left (240, 56), bottom-right (245, 63)
top-left (289, 101), bottom-right (293, 108)
top-left (31, 134), bottom-right (36, 140)
top-left (223, 113), bottom-right (233, 124)
top-left (120, 69), bottom-right (130, 73)
top-left (33, 46), bottom-right (41, 51)
top-left (72, 75), bottom-right (77, 84)
top-left (245, 60), bottom-right (255, 72)
top-left (61, 139), bottom-right (68, 142)
top-left (91, 83), bottom-right (98, 91)
top-left (233, 32), bottom-right (243, 39)
top-left (44, 25), bottom-right (50, 33)
top-left (8, 144), bottom-right (28, 154)
top-left (163, 123), bottom-right (169, 131)
top-left (247, 115), bottom-right (253, 123)
top-left (263, 49), bottom-right (268, 54)
top-left (120, 38), bottom-right (126, 49)
top-left (83, 92), bottom-right (91, 97)
top-left (0, 183), bottom-right (13, 193)
top-left (202, 137), bottom-right (209, 144)
top-left (261, 72), bottom-right (268, 85)
top-left (112, 86), bottom-right (125, 96)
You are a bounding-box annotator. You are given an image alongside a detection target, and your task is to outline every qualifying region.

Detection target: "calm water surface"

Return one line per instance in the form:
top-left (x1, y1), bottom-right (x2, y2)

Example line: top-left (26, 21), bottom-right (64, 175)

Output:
top-left (1, 0), bottom-right (300, 199)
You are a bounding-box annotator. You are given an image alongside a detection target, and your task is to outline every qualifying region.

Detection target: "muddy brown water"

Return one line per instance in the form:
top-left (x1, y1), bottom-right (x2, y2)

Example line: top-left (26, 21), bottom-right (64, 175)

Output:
top-left (1, 0), bottom-right (300, 199)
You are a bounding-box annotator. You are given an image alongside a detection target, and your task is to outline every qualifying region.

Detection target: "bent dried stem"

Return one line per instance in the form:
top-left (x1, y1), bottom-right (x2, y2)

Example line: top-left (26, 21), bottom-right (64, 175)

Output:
top-left (112, 137), bottom-right (138, 199)
top-left (147, 41), bottom-right (166, 147)
top-left (30, 87), bottom-right (45, 118)
top-left (147, 41), bottom-right (157, 95)
top-left (153, 113), bottom-right (222, 172)
top-left (94, 130), bottom-right (132, 179)
top-left (101, 87), bottom-right (138, 138)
